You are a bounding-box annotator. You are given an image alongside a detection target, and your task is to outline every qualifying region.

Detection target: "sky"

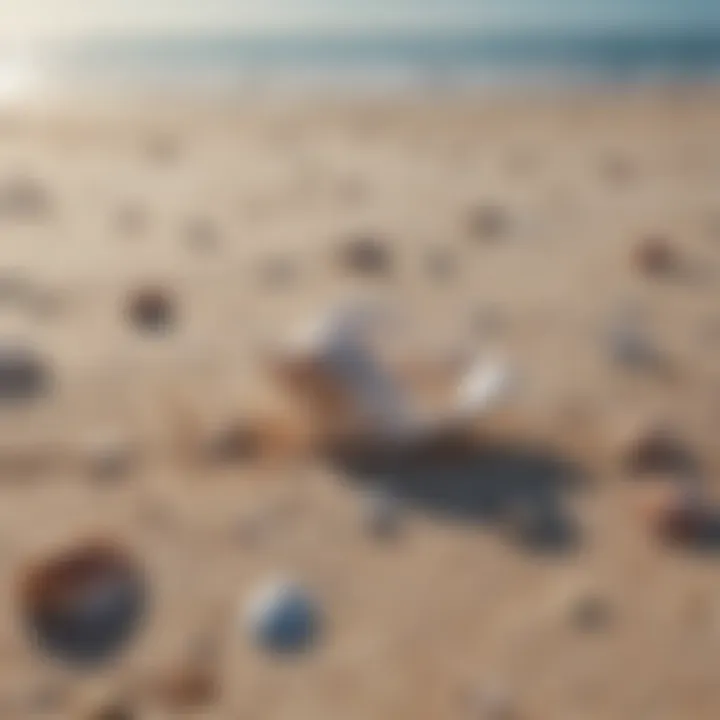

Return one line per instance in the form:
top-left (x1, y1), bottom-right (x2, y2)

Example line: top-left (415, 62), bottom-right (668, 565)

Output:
top-left (2, 0), bottom-right (720, 39)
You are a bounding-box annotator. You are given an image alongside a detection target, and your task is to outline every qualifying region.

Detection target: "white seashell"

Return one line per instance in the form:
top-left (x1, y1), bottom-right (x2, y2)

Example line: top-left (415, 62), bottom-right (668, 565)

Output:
top-left (455, 357), bottom-right (515, 419)
top-left (283, 300), bottom-right (422, 441)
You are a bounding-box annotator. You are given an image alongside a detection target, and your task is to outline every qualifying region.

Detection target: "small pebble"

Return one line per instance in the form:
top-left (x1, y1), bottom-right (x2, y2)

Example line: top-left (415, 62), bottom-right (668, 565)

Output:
top-left (618, 420), bottom-right (694, 477)
top-left (245, 578), bottom-right (320, 654)
top-left (0, 344), bottom-right (52, 405)
top-left (467, 203), bottom-right (510, 241)
top-left (633, 234), bottom-right (677, 276)
top-left (126, 287), bottom-right (177, 336)
top-left (337, 232), bottom-right (392, 276)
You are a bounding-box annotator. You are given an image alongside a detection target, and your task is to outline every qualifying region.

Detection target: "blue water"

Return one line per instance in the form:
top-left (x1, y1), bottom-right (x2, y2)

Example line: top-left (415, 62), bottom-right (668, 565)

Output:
top-left (27, 27), bottom-right (720, 93)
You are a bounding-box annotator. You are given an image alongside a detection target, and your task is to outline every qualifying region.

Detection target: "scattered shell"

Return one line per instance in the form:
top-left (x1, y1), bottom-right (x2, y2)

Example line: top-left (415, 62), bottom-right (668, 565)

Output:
top-left (633, 234), bottom-right (677, 276)
top-left (245, 578), bottom-right (321, 653)
top-left (467, 203), bottom-right (510, 241)
top-left (126, 287), bottom-right (177, 336)
top-left (337, 233), bottom-right (392, 276)
top-left (20, 540), bottom-right (146, 665)
top-left (0, 344), bottom-right (53, 405)
top-left (636, 478), bottom-right (707, 544)
top-left (274, 301), bottom-right (420, 442)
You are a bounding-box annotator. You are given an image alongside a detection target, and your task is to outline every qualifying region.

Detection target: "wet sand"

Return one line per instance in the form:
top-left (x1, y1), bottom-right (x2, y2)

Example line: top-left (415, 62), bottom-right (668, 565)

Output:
top-left (1, 87), bottom-right (720, 717)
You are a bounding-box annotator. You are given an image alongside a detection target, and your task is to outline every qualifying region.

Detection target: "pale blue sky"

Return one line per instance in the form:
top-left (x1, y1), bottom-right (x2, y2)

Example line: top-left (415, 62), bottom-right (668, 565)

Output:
top-left (3, 0), bottom-right (720, 38)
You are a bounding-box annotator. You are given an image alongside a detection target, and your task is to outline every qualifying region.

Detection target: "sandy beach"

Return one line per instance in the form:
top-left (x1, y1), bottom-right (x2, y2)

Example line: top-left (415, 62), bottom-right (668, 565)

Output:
top-left (2, 86), bottom-right (720, 717)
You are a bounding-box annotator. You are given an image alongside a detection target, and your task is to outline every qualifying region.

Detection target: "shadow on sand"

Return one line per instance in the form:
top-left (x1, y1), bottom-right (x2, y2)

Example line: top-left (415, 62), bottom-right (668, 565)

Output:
top-left (329, 436), bottom-right (585, 554)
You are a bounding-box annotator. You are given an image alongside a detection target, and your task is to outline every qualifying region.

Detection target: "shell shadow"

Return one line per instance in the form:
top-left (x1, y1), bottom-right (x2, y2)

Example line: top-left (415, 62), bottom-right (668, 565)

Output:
top-left (331, 438), bottom-right (584, 554)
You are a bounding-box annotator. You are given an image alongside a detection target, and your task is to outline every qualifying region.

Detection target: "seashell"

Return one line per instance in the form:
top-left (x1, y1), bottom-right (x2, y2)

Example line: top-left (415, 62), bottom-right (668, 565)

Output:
top-left (244, 578), bottom-right (320, 654)
top-left (19, 540), bottom-right (146, 665)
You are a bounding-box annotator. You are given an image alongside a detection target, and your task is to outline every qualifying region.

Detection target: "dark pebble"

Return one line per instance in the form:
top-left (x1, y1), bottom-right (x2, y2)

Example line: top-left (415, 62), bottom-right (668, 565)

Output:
top-left (126, 287), bottom-right (177, 336)
top-left (467, 203), bottom-right (510, 241)
top-left (619, 421), bottom-right (696, 477)
top-left (633, 234), bottom-right (677, 276)
top-left (337, 232), bottom-right (392, 276)
top-left (0, 344), bottom-right (53, 406)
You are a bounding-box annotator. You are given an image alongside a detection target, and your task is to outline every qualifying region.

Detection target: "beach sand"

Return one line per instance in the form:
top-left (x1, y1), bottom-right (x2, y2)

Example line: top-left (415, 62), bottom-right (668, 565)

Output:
top-left (1, 86), bottom-right (720, 717)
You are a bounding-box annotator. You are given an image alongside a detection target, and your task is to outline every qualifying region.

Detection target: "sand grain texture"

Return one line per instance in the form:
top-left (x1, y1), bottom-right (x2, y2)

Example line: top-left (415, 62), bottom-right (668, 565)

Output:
top-left (1, 89), bottom-right (720, 718)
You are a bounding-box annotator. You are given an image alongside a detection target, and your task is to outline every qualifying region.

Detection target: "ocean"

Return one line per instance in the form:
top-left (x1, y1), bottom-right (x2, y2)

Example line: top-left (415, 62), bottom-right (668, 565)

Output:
top-left (6, 27), bottom-right (720, 98)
